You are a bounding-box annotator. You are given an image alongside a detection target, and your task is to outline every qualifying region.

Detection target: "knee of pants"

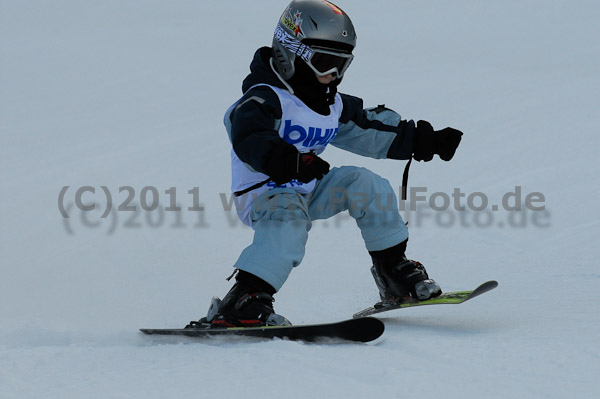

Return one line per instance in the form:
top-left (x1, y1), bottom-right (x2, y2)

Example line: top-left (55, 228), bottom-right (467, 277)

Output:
top-left (333, 167), bottom-right (402, 231)
top-left (248, 192), bottom-right (312, 276)
top-left (335, 167), bottom-right (397, 208)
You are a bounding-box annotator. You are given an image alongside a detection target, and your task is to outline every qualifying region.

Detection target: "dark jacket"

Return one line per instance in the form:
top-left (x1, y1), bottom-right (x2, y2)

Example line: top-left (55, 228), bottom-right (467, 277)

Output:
top-left (226, 47), bottom-right (416, 176)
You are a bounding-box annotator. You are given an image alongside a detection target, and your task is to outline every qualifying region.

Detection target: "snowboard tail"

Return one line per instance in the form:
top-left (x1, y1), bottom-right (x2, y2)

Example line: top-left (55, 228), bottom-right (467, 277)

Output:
top-left (353, 280), bottom-right (498, 318)
top-left (141, 317), bottom-right (384, 343)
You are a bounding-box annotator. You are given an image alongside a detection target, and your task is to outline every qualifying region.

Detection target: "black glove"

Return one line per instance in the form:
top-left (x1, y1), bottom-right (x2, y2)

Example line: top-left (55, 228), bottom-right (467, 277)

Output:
top-left (296, 152), bottom-right (330, 182)
top-left (265, 143), bottom-right (330, 185)
top-left (413, 120), bottom-right (463, 162)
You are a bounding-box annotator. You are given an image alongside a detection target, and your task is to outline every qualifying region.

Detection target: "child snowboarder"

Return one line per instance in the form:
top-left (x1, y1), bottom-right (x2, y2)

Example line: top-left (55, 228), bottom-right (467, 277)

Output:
top-left (190, 0), bottom-right (462, 328)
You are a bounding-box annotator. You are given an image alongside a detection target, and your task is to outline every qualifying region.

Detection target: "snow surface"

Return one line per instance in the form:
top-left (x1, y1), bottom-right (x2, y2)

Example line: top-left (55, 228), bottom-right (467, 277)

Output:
top-left (1, 0), bottom-right (599, 398)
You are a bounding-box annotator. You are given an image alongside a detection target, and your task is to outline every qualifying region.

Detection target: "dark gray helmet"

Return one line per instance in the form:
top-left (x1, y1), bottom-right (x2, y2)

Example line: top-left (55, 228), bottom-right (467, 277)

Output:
top-left (272, 0), bottom-right (357, 80)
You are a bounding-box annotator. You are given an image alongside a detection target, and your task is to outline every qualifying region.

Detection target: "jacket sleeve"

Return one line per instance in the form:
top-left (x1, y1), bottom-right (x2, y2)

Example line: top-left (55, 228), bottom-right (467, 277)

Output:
top-left (224, 86), bottom-right (285, 174)
top-left (332, 93), bottom-right (416, 160)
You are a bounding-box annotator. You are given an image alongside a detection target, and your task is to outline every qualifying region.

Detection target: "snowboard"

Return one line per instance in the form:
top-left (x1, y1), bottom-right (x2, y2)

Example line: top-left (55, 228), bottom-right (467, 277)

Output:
top-left (353, 280), bottom-right (498, 319)
top-left (140, 317), bottom-right (384, 343)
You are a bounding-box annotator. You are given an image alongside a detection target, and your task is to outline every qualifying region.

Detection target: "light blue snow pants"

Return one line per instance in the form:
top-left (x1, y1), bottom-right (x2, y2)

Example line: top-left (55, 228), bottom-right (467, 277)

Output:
top-left (233, 166), bottom-right (409, 291)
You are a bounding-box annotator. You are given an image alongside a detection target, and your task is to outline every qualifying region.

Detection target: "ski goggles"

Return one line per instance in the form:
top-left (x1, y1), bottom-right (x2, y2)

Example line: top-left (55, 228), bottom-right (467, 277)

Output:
top-left (274, 25), bottom-right (354, 78)
top-left (305, 47), bottom-right (354, 78)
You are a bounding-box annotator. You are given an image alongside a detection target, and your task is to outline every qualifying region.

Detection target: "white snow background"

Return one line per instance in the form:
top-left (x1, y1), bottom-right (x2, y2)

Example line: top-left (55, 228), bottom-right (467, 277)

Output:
top-left (1, 0), bottom-right (599, 398)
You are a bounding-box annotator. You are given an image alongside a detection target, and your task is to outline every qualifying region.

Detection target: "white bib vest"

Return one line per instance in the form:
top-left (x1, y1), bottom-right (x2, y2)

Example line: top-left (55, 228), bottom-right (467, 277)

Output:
top-left (227, 84), bottom-right (343, 226)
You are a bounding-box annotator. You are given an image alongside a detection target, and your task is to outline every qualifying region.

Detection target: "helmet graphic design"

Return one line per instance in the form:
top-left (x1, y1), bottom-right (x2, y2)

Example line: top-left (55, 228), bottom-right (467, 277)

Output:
top-left (272, 0), bottom-right (357, 80)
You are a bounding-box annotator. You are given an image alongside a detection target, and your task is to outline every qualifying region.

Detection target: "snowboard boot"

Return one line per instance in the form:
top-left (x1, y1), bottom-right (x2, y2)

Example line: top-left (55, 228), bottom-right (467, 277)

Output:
top-left (186, 270), bottom-right (291, 329)
top-left (369, 241), bottom-right (442, 303)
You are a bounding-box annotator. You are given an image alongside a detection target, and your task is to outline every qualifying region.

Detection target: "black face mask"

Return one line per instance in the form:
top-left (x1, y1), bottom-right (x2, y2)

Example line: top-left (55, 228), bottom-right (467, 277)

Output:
top-left (287, 59), bottom-right (340, 116)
